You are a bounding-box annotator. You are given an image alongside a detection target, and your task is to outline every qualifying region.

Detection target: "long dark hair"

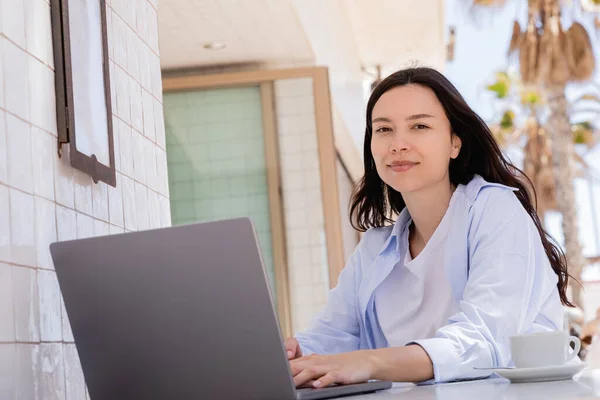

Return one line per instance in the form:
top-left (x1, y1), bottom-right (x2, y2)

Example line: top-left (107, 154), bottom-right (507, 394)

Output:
top-left (350, 67), bottom-right (574, 306)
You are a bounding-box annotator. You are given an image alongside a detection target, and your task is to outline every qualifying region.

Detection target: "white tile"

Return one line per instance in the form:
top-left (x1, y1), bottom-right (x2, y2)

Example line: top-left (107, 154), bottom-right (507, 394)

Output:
top-left (32, 127), bottom-right (56, 200)
top-left (75, 213), bottom-right (94, 240)
top-left (115, 66), bottom-right (130, 124)
top-left (0, 111), bottom-right (6, 184)
top-left (312, 260), bottom-right (329, 285)
top-left (126, 26), bottom-right (140, 82)
top-left (35, 196), bottom-right (57, 270)
top-left (296, 96), bottom-right (316, 115)
top-left (38, 343), bottom-right (66, 400)
top-left (275, 78), bottom-right (313, 97)
top-left (303, 168), bottom-right (321, 190)
top-left (290, 228), bottom-right (310, 247)
top-left (155, 148), bottom-right (168, 196)
top-left (94, 219), bottom-right (110, 237)
top-left (312, 285), bottom-right (327, 305)
top-left (118, 120), bottom-right (134, 178)
top-left (121, 0), bottom-right (137, 29)
top-left (13, 266), bottom-right (40, 342)
top-left (307, 206), bottom-right (324, 227)
top-left (63, 344), bottom-right (85, 400)
top-left (0, 344), bottom-right (17, 400)
top-left (10, 190), bottom-right (36, 267)
top-left (111, 11), bottom-right (128, 70)
top-left (147, 189), bottom-right (160, 229)
top-left (280, 115), bottom-right (316, 135)
top-left (111, 116), bottom-right (122, 173)
top-left (0, 40), bottom-right (4, 110)
top-left (109, 61), bottom-right (117, 116)
top-left (6, 114), bottom-right (33, 193)
top-left (122, 175), bottom-right (137, 231)
top-left (56, 205), bottom-right (76, 242)
top-left (287, 209), bottom-right (307, 229)
top-left (159, 195), bottom-right (171, 228)
top-left (281, 153), bottom-right (303, 173)
top-left (53, 150), bottom-right (75, 208)
top-left (0, 185), bottom-right (10, 263)
top-left (138, 44), bottom-right (152, 93)
top-left (132, 130), bottom-right (146, 185)
top-left (109, 224), bottom-right (125, 235)
top-left (38, 270), bottom-right (62, 341)
top-left (144, 139), bottom-right (157, 192)
top-left (60, 297), bottom-right (73, 343)
top-left (147, 4), bottom-right (159, 54)
top-left (293, 285), bottom-right (314, 306)
top-left (289, 247), bottom-right (310, 268)
top-left (73, 171), bottom-right (93, 216)
top-left (136, 0), bottom-right (149, 42)
top-left (284, 171), bottom-right (303, 190)
top-left (141, 89), bottom-right (155, 141)
top-left (0, 0), bottom-right (26, 48)
top-left (2, 39), bottom-right (29, 120)
top-left (129, 79), bottom-right (143, 133)
top-left (154, 97), bottom-right (166, 149)
top-left (288, 263), bottom-right (312, 287)
top-left (16, 344), bottom-right (39, 400)
top-left (28, 57), bottom-right (57, 135)
top-left (301, 151), bottom-right (319, 170)
top-left (277, 97), bottom-right (301, 117)
top-left (0, 263), bottom-right (15, 341)
top-left (308, 228), bottom-right (325, 247)
top-left (106, 6), bottom-right (114, 61)
top-left (92, 183), bottom-right (109, 222)
top-left (134, 182), bottom-right (149, 231)
top-left (108, 173), bottom-right (124, 227)
top-left (152, 55), bottom-right (162, 103)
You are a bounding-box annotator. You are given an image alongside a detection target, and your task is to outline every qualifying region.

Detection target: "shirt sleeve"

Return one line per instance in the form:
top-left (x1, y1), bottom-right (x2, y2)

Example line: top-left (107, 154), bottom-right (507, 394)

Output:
top-left (294, 236), bottom-right (364, 356)
top-left (409, 188), bottom-right (563, 383)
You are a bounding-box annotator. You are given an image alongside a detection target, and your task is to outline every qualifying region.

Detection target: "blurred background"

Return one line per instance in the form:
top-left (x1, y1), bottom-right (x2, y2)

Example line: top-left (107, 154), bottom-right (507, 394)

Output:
top-left (1, 0), bottom-right (600, 397)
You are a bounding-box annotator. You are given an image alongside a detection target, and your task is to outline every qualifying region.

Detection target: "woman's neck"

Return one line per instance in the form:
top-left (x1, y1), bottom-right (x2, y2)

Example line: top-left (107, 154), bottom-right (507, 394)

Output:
top-left (402, 178), bottom-right (455, 245)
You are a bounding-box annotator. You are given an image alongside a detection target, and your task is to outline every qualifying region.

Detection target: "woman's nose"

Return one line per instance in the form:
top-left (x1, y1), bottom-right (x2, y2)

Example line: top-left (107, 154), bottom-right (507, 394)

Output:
top-left (389, 133), bottom-right (411, 154)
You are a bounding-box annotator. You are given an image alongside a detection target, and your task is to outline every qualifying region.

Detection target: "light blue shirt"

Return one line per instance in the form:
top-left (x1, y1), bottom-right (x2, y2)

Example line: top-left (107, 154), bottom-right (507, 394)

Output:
top-left (295, 175), bottom-right (563, 383)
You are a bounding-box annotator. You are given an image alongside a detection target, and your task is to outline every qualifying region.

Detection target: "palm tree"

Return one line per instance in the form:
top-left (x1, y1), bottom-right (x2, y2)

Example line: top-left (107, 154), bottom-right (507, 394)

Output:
top-left (473, 0), bottom-right (596, 308)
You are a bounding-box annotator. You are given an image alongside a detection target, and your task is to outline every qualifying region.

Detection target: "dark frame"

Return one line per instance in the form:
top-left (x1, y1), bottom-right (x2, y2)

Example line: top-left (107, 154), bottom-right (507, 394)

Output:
top-left (51, 0), bottom-right (116, 187)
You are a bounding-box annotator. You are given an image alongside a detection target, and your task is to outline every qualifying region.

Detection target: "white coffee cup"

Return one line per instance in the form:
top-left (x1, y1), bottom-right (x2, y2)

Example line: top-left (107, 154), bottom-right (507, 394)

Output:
top-left (509, 331), bottom-right (581, 369)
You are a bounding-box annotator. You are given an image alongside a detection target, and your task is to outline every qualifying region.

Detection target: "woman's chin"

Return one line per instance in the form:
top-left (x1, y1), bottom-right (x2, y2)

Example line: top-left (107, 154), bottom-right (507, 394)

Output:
top-left (385, 178), bottom-right (426, 194)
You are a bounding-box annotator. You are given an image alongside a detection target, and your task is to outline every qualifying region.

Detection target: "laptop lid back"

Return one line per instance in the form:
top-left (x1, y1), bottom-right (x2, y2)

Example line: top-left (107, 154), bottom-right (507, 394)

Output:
top-left (50, 218), bottom-right (297, 400)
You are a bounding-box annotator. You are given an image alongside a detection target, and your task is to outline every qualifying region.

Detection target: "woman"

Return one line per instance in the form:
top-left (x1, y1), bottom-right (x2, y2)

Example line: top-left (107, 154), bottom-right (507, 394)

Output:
top-left (285, 67), bottom-right (572, 387)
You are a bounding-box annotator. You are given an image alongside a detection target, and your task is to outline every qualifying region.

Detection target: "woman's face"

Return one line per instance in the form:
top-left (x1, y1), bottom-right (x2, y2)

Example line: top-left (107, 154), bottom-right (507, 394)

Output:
top-left (370, 84), bottom-right (461, 194)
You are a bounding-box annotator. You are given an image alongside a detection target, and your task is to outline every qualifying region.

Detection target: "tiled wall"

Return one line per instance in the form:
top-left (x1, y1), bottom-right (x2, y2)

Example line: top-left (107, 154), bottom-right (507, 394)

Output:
top-left (163, 86), bottom-right (278, 295)
top-left (0, 0), bottom-right (168, 398)
top-left (274, 78), bottom-right (330, 334)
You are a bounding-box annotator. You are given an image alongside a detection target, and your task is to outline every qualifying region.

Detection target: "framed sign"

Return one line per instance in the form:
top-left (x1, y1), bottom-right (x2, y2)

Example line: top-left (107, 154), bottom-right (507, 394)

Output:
top-left (51, 0), bottom-right (116, 186)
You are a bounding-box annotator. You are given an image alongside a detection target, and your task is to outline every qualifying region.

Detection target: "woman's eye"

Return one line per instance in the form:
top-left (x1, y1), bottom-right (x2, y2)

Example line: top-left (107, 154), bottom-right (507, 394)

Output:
top-left (413, 124), bottom-right (429, 130)
top-left (375, 127), bottom-right (391, 133)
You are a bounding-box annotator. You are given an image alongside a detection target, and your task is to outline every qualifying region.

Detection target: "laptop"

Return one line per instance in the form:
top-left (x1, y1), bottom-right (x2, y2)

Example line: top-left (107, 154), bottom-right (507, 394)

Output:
top-left (50, 217), bottom-right (392, 400)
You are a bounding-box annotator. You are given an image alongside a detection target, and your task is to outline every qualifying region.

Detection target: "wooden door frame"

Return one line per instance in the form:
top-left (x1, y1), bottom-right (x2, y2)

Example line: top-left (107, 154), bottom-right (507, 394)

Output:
top-left (163, 67), bottom-right (359, 336)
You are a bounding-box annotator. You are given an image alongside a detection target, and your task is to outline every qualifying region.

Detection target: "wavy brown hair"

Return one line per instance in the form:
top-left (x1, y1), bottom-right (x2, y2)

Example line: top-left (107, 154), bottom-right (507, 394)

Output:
top-left (350, 67), bottom-right (574, 306)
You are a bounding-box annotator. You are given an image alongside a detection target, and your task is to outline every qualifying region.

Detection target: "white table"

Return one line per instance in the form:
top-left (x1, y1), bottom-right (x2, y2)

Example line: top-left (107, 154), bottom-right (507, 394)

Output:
top-left (344, 369), bottom-right (600, 399)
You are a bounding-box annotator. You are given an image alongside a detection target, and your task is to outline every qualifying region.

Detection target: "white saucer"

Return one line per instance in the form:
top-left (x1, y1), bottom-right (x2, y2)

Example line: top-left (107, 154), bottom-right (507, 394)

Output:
top-left (491, 363), bottom-right (586, 383)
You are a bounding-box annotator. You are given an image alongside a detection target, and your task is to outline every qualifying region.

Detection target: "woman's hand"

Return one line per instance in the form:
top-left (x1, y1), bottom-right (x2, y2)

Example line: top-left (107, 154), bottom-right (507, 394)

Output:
top-left (284, 337), bottom-right (303, 360)
top-left (289, 351), bottom-right (377, 388)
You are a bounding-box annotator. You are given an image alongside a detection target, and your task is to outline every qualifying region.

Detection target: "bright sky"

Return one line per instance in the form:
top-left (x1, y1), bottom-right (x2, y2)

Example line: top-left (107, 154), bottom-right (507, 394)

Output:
top-left (444, 0), bottom-right (600, 263)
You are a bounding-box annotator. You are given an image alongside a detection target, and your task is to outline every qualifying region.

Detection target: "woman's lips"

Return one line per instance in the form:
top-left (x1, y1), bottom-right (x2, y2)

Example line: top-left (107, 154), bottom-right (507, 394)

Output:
top-left (388, 161), bottom-right (418, 172)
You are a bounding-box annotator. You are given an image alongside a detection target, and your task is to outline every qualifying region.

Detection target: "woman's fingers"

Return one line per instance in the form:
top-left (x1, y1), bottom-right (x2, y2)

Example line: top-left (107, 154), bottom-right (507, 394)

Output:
top-left (284, 338), bottom-right (302, 360)
top-left (293, 365), bottom-right (331, 388)
top-left (313, 371), bottom-right (344, 388)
